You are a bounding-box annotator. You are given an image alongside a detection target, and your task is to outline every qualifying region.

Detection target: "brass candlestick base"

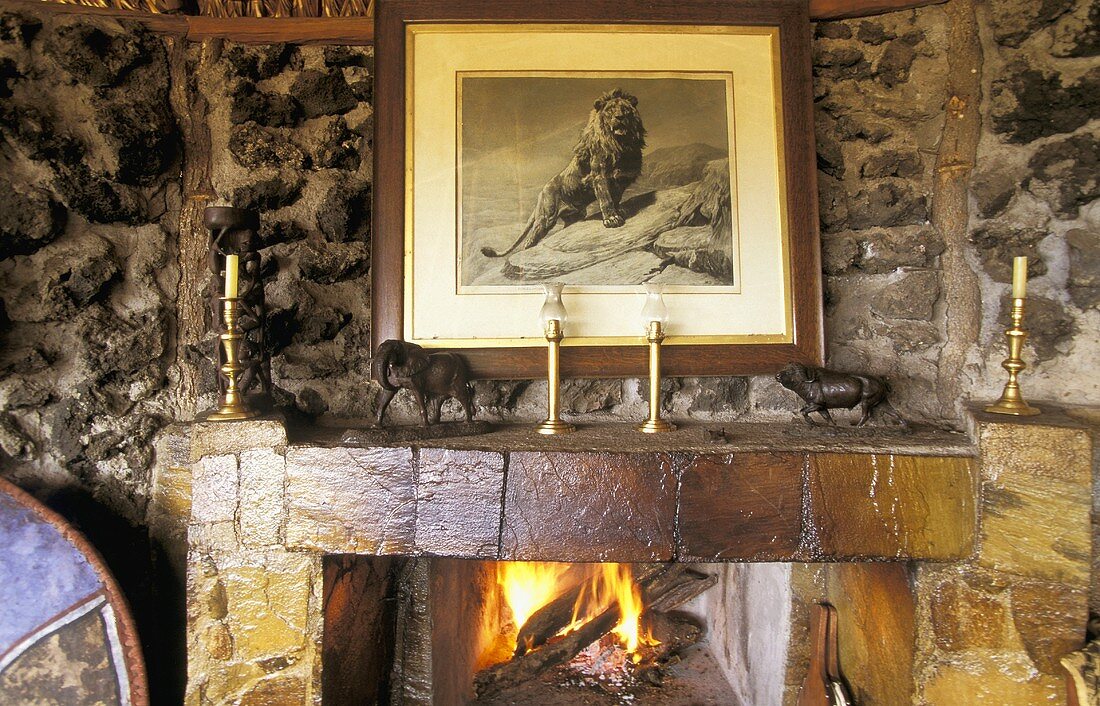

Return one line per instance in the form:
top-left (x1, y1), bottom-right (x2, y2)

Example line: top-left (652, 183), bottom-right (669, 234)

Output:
top-left (536, 419), bottom-right (577, 435)
top-left (638, 320), bottom-right (676, 434)
top-left (208, 297), bottom-right (260, 422)
top-left (538, 319), bottom-right (575, 435)
top-left (985, 297), bottom-right (1040, 417)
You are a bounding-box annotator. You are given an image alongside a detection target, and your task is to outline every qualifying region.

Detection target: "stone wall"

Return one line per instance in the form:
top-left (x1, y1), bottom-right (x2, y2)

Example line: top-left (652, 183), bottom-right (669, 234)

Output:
top-left (0, 0), bottom-right (1097, 700)
top-left (0, 10), bottom-right (180, 522)
top-left (2, 1), bottom-right (1097, 508)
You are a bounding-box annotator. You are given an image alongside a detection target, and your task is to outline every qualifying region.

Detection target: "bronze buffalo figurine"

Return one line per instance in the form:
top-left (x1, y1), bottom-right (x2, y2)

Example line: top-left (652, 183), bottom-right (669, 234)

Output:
top-left (776, 363), bottom-right (904, 427)
top-left (372, 340), bottom-right (474, 427)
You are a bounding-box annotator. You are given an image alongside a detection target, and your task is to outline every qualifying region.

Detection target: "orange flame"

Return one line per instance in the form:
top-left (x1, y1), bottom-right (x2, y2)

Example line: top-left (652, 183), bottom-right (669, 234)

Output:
top-left (497, 561), bottom-right (571, 642)
top-left (497, 561), bottom-right (656, 658)
top-left (572, 564), bottom-right (656, 655)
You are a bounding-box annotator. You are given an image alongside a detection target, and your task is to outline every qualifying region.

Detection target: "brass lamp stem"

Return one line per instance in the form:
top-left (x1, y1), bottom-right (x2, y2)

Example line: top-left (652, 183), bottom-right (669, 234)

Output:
top-left (208, 297), bottom-right (259, 421)
top-left (638, 320), bottom-right (675, 433)
top-left (985, 297), bottom-right (1040, 416)
top-left (536, 319), bottom-right (575, 435)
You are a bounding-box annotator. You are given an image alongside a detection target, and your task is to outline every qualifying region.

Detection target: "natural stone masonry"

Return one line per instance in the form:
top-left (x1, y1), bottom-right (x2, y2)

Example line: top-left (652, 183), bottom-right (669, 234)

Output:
top-left (181, 411), bottom-right (1094, 706)
top-left (910, 409), bottom-right (1093, 705)
top-left (0, 10), bottom-right (180, 523)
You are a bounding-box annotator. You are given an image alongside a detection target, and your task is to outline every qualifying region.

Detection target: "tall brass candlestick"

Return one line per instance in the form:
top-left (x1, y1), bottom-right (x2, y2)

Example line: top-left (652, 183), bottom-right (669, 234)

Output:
top-left (985, 297), bottom-right (1040, 416)
top-left (638, 320), bottom-right (675, 433)
top-left (638, 283), bottom-right (674, 433)
top-left (208, 297), bottom-right (260, 421)
top-left (537, 318), bottom-right (575, 435)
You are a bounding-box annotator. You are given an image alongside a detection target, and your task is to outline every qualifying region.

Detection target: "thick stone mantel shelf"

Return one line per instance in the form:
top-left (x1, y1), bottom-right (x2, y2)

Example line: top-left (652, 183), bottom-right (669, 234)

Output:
top-left (296, 420), bottom-right (974, 457)
top-left (190, 419), bottom-right (977, 564)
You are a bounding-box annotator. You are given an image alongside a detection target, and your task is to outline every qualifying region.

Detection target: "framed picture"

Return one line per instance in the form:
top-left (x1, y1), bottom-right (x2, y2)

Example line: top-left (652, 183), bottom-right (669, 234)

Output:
top-left (373, 0), bottom-right (823, 379)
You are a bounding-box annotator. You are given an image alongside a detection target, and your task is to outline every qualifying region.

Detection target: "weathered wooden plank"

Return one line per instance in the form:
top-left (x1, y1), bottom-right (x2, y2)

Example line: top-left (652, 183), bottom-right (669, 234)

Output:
top-left (678, 453), bottom-right (804, 560)
top-left (186, 15), bottom-right (374, 43)
top-left (323, 555), bottom-right (398, 706)
top-left (825, 563), bottom-right (916, 706)
top-left (808, 454), bottom-right (977, 560)
top-left (809, 0), bottom-right (946, 19)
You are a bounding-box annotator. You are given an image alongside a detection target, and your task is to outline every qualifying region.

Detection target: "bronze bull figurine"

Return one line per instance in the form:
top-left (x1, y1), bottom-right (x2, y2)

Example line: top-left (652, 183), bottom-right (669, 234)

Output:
top-left (776, 363), bottom-right (904, 427)
top-left (372, 340), bottom-right (474, 427)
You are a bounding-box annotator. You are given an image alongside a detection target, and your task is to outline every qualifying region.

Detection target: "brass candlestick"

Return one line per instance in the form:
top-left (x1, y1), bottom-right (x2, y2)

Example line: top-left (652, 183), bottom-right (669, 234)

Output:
top-left (536, 319), bottom-right (575, 435)
top-left (985, 297), bottom-right (1040, 416)
top-left (208, 297), bottom-right (260, 421)
top-left (638, 320), bottom-right (675, 433)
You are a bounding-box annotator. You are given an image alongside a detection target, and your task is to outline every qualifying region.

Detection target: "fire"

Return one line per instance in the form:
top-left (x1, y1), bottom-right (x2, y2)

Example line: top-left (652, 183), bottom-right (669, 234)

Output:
top-left (497, 561), bottom-right (656, 657)
top-left (497, 561), bottom-right (571, 639)
top-left (573, 564), bottom-right (655, 655)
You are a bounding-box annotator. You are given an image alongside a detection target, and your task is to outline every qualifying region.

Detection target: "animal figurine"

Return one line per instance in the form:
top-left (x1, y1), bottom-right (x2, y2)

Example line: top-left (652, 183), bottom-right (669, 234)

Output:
top-left (372, 340), bottom-right (475, 427)
top-left (775, 363), bottom-right (905, 427)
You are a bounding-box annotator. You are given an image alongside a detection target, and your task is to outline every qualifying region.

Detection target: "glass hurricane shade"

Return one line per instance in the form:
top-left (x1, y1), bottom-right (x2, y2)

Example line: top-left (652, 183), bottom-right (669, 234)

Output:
top-left (640, 283), bottom-right (669, 326)
top-left (539, 283), bottom-right (568, 330)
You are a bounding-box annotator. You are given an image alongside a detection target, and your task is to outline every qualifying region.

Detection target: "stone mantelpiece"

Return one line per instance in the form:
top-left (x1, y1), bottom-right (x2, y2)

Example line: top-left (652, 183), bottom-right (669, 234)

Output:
top-left (177, 412), bottom-right (1094, 705)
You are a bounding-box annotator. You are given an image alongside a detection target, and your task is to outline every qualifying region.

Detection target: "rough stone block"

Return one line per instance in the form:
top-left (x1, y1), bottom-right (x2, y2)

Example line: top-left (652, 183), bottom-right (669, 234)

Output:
top-left (922, 663), bottom-right (1060, 705)
top-left (190, 418), bottom-right (288, 461)
top-left (808, 454), bottom-right (976, 559)
top-left (930, 574), bottom-right (1011, 651)
top-left (191, 454), bottom-right (239, 526)
top-left (284, 446), bottom-right (416, 554)
top-left (239, 449), bottom-right (287, 548)
top-left (151, 425), bottom-right (192, 530)
top-left (220, 552), bottom-right (320, 662)
top-left (415, 448), bottom-right (504, 558)
top-left (978, 421), bottom-right (1091, 584)
top-left (678, 453), bottom-right (804, 560)
top-left (501, 452), bottom-right (679, 561)
top-left (1010, 580), bottom-right (1087, 674)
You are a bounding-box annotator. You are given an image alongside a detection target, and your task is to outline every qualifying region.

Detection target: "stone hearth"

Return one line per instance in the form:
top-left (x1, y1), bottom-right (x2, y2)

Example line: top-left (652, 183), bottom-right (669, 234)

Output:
top-left (172, 408), bottom-right (1095, 704)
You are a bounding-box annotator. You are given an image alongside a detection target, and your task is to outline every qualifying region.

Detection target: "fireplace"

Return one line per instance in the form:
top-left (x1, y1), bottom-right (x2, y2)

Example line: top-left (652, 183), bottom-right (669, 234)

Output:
top-left (323, 557), bottom-right (793, 705)
top-left (177, 410), bottom-right (1093, 705)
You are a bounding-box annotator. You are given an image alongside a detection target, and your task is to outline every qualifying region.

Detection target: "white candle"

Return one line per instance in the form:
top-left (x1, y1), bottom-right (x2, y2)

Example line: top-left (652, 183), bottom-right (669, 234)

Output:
top-left (1011, 256), bottom-right (1027, 299)
top-left (225, 255), bottom-right (239, 298)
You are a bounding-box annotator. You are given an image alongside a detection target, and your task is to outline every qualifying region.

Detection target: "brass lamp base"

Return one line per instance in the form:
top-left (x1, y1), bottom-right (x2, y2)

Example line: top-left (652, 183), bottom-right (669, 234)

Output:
top-left (984, 399), bottom-right (1041, 416)
top-left (637, 418), bottom-right (676, 434)
top-left (536, 419), bottom-right (576, 435)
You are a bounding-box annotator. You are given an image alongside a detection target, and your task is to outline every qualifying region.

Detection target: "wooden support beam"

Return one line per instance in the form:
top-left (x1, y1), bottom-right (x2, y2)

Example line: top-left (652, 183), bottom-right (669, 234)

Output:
top-left (809, 0), bottom-right (947, 20)
top-left (185, 15), bottom-right (373, 44)
top-left (6, 0), bottom-right (949, 46)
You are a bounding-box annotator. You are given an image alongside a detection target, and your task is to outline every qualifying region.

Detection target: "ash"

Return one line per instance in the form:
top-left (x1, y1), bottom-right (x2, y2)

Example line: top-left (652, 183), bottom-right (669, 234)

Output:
top-left (477, 638), bottom-right (738, 705)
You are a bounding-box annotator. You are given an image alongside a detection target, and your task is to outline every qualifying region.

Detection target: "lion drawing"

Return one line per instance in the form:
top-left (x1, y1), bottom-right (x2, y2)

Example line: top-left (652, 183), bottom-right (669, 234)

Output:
top-left (481, 88), bottom-right (646, 258)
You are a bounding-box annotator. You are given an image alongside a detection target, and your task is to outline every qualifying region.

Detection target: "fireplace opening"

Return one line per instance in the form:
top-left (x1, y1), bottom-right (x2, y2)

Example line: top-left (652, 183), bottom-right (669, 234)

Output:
top-left (323, 556), bottom-right (792, 705)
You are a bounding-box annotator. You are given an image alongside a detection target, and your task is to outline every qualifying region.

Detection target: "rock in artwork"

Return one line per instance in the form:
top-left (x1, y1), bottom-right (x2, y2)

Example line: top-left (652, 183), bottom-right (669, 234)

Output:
top-left (0, 480), bottom-right (146, 706)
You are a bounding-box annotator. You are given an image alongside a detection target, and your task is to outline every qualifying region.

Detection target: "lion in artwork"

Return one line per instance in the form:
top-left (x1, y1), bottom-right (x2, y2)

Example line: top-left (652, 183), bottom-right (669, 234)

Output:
top-left (481, 88), bottom-right (647, 258)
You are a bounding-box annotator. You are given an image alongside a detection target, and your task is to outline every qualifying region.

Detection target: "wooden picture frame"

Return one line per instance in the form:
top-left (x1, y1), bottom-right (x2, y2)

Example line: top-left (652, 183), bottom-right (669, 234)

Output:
top-left (373, 0), bottom-right (823, 379)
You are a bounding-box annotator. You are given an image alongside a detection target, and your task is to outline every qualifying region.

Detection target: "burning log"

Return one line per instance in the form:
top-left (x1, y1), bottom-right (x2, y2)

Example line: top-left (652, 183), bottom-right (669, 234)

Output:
top-left (645, 567), bottom-right (718, 613)
top-left (474, 564), bottom-right (716, 700)
top-left (514, 563), bottom-right (665, 657)
top-left (476, 601), bottom-right (624, 699)
top-left (634, 611), bottom-right (705, 686)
